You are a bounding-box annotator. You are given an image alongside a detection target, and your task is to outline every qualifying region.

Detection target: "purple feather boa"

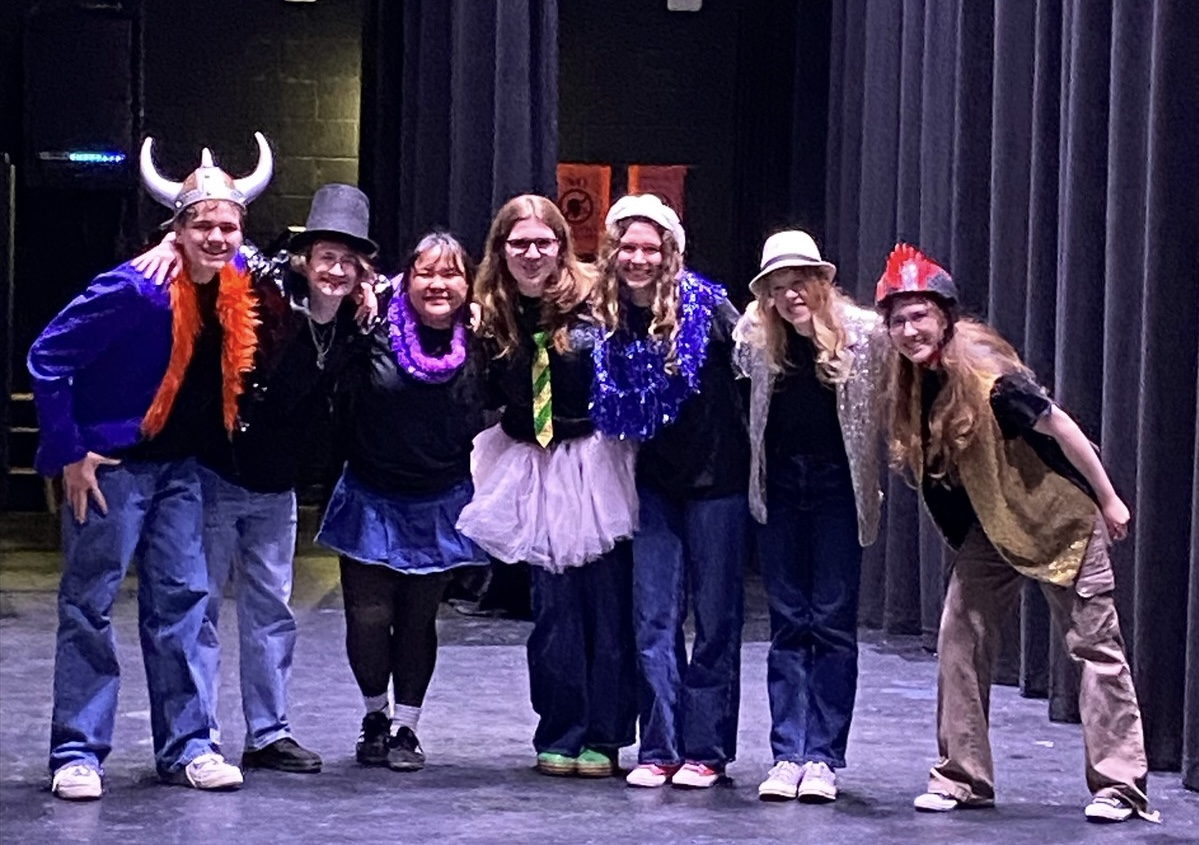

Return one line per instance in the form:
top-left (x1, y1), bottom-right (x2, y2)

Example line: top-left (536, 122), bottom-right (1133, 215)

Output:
top-left (386, 277), bottom-right (467, 383)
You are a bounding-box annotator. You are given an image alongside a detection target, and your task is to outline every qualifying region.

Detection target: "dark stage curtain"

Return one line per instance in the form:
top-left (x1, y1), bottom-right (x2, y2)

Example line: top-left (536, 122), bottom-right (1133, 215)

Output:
top-left (359, 0), bottom-right (558, 265)
top-left (825, 0), bottom-right (1199, 788)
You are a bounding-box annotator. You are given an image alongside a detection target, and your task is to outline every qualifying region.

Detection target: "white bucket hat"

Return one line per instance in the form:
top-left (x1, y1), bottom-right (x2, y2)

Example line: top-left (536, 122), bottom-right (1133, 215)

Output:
top-left (748, 229), bottom-right (836, 297)
top-left (605, 193), bottom-right (686, 254)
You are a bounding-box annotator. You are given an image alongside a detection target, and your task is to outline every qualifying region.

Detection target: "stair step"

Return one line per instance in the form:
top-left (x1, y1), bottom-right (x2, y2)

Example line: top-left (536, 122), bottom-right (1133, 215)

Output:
top-left (7, 428), bottom-right (37, 467)
top-left (3, 471), bottom-right (52, 513)
top-left (8, 393), bottom-right (38, 429)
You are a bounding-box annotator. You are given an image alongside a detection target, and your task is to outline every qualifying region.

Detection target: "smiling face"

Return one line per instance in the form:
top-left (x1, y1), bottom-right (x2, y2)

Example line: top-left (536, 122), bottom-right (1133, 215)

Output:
top-left (615, 219), bottom-right (664, 298)
top-left (503, 216), bottom-right (560, 297)
top-left (407, 244), bottom-right (469, 329)
top-left (886, 293), bottom-right (950, 366)
top-left (303, 238), bottom-right (364, 299)
top-left (175, 200), bottom-right (244, 282)
top-left (766, 266), bottom-right (828, 333)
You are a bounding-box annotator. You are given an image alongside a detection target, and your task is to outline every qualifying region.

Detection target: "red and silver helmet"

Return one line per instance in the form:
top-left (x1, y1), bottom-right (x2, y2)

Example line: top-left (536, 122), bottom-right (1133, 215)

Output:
top-left (874, 243), bottom-right (958, 308)
top-left (140, 131), bottom-right (273, 217)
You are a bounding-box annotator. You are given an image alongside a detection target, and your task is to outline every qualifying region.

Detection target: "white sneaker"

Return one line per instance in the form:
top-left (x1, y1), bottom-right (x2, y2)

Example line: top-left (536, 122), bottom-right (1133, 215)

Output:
top-left (670, 762), bottom-right (723, 789)
top-left (183, 752), bottom-right (243, 791)
top-left (758, 761), bottom-right (805, 801)
top-left (913, 791), bottom-right (960, 812)
top-left (797, 761), bottom-right (837, 803)
top-left (51, 763), bottom-right (102, 801)
top-left (625, 763), bottom-right (681, 788)
top-left (1084, 796), bottom-right (1133, 823)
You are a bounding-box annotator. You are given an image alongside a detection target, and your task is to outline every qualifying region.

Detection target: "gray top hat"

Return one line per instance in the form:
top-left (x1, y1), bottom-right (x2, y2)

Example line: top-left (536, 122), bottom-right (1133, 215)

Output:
top-left (289, 183), bottom-right (378, 256)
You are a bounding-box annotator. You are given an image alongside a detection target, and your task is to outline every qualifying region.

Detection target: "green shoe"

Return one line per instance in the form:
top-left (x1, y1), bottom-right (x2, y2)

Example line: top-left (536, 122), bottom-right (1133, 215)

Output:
top-left (536, 752), bottom-right (577, 776)
top-left (575, 747), bottom-right (614, 778)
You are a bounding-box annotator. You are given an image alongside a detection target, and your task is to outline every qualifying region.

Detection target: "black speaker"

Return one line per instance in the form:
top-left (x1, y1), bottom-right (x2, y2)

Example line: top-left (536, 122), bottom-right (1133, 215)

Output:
top-left (22, 5), bottom-right (137, 190)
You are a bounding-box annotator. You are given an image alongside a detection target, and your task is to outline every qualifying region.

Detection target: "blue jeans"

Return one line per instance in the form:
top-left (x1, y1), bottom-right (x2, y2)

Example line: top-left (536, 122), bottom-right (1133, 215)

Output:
top-left (50, 459), bottom-right (216, 776)
top-left (527, 545), bottom-right (638, 756)
top-left (196, 467), bottom-right (298, 751)
top-left (632, 486), bottom-right (748, 767)
top-left (757, 456), bottom-right (862, 768)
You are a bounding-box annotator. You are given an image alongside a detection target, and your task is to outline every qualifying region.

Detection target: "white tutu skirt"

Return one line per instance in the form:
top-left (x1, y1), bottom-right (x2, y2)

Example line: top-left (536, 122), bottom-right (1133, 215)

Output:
top-left (456, 425), bottom-right (639, 573)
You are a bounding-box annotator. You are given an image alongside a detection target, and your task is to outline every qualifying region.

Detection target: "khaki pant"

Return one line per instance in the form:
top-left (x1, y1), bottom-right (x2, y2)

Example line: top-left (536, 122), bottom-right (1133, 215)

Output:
top-left (929, 521), bottom-right (1150, 813)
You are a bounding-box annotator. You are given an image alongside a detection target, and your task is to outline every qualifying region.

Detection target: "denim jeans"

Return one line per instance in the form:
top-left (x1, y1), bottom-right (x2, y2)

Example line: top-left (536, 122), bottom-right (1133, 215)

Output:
top-left (757, 455), bottom-right (862, 768)
top-left (50, 458), bottom-right (216, 776)
top-left (527, 544), bottom-right (638, 756)
top-left (196, 467), bottom-right (299, 751)
top-left (631, 486), bottom-right (748, 767)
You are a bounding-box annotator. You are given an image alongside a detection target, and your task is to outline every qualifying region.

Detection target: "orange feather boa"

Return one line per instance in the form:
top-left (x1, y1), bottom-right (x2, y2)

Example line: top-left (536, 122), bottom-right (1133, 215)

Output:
top-left (141, 262), bottom-right (260, 438)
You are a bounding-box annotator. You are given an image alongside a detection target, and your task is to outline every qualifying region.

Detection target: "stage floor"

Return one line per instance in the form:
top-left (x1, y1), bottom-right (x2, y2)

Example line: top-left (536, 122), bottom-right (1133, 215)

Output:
top-left (1, 553), bottom-right (1195, 844)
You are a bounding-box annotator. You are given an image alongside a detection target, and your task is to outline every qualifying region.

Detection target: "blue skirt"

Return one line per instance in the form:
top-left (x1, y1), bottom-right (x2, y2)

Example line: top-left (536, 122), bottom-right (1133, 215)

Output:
top-left (317, 468), bottom-right (486, 574)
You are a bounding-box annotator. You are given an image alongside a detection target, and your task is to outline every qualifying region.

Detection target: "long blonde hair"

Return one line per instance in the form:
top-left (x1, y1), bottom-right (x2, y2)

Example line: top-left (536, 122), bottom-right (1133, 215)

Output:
top-left (756, 270), bottom-right (852, 385)
top-left (886, 315), bottom-right (1028, 482)
top-left (596, 217), bottom-right (685, 371)
top-left (474, 194), bottom-right (616, 356)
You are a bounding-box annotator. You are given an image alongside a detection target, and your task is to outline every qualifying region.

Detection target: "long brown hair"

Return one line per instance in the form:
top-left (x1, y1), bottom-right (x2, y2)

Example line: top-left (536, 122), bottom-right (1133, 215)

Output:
top-left (754, 269), bottom-right (852, 385)
top-left (885, 314), bottom-right (1028, 482)
top-left (474, 194), bottom-right (615, 356)
top-left (596, 216), bottom-right (685, 371)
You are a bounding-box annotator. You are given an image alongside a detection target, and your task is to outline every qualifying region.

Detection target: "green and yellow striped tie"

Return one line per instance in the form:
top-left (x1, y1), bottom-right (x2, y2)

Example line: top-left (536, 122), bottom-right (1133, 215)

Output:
top-left (532, 330), bottom-right (554, 448)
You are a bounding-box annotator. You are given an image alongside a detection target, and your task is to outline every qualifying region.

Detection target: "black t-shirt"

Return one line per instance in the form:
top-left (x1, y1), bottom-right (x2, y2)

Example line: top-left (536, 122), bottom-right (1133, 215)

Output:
top-left (340, 315), bottom-right (487, 496)
top-left (490, 295), bottom-right (597, 445)
top-left (764, 328), bottom-right (848, 468)
top-left (990, 370), bottom-right (1096, 500)
top-left (921, 368), bottom-right (1097, 548)
top-left (635, 302), bottom-right (750, 500)
top-left (121, 281), bottom-right (224, 463)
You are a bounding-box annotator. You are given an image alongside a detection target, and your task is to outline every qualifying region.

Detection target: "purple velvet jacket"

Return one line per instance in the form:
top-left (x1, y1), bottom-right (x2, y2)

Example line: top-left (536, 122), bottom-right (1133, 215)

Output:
top-left (27, 261), bottom-right (176, 476)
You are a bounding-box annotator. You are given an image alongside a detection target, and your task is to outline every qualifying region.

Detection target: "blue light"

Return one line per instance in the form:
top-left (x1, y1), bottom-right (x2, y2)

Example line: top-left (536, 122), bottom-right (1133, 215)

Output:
top-left (67, 151), bottom-right (127, 164)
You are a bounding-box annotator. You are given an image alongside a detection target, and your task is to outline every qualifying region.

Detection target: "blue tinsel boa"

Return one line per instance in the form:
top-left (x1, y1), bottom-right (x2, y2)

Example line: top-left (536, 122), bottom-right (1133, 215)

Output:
top-left (589, 270), bottom-right (725, 441)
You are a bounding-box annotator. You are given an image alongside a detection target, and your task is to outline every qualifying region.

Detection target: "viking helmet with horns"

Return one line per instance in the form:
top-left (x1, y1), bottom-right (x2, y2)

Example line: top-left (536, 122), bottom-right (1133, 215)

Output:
top-left (140, 131), bottom-right (273, 216)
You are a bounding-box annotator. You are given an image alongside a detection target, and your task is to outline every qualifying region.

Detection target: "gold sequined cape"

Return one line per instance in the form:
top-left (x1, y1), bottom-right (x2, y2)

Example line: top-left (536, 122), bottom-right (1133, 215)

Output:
top-left (917, 373), bottom-right (1095, 585)
top-left (734, 301), bottom-right (886, 546)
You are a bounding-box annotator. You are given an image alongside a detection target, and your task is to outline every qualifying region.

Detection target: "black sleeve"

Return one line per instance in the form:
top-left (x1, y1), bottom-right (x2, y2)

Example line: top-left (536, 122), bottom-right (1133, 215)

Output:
top-left (990, 370), bottom-right (1053, 439)
top-left (475, 337), bottom-right (508, 412)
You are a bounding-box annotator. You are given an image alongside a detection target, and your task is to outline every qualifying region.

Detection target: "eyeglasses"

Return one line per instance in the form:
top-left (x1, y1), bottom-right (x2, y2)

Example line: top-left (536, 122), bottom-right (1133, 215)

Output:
top-left (311, 252), bottom-right (362, 275)
top-left (505, 237), bottom-right (560, 255)
top-left (887, 308), bottom-right (938, 334)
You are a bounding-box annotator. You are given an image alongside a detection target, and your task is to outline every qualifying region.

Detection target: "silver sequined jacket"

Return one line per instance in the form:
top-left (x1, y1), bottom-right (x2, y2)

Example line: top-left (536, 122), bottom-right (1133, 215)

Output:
top-left (733, 301), bottom-right (886, 546)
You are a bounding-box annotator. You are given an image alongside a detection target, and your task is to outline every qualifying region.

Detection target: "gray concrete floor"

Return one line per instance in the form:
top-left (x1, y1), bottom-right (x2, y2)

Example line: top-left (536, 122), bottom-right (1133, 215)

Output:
top-left (0, 552), bottom-right (1196, 844)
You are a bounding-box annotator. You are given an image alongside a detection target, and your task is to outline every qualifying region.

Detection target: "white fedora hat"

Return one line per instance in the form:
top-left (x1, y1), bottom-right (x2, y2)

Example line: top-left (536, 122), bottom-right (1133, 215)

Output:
top-left (748, 229), bottom-right (836, 297)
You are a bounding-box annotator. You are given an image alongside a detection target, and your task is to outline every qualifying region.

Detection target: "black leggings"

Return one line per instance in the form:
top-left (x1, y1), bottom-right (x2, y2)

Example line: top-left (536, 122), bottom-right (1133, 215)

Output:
top-left (340, 557), bottom-right (450, 707)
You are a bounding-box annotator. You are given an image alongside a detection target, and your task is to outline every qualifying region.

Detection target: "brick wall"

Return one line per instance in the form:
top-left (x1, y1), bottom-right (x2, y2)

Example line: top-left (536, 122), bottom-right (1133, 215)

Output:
top-left (141, 0), bottom-right (365, 247)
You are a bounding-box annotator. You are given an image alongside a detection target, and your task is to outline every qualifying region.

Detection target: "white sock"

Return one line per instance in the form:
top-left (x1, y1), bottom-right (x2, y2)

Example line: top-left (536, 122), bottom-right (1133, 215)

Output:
top-left (364, 693), bottom-right (390, 715)
top-left (392, 704), bottom-right (421, 733)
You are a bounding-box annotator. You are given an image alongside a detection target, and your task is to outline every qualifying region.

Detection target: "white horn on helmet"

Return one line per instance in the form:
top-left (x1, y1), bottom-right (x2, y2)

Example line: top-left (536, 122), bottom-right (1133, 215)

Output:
top-left (139, 137), bottom-right (184, 209)
top-left (232, 132), bottom-right (273, 205)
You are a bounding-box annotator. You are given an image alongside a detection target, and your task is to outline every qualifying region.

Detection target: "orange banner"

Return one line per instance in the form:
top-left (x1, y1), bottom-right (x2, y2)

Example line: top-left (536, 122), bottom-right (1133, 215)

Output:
top-left (627, 165), bottom-right (688, 220)
top-left (556, 163), bottom-right (611, 258)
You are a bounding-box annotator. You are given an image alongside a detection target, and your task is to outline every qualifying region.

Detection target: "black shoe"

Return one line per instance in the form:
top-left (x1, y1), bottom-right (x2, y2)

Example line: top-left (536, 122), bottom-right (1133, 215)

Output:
top-left (241, 737), bottom-right (323, 773)
top-left (387, 726), bottom-right (426, 772)
top-left (356, 711), bottom-right (391, 766)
